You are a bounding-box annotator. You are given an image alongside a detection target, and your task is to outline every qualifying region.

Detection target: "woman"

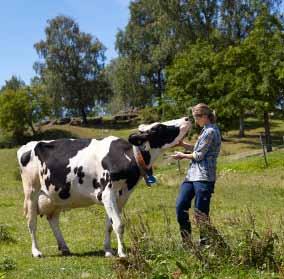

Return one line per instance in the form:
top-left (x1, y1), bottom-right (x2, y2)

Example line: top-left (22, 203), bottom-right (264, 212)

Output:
top-left (171, 103), bottom-right (221, 246)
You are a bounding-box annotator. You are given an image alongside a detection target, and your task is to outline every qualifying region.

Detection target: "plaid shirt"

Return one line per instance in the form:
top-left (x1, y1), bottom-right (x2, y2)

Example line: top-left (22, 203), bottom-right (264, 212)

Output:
top-left (186, 123), bottom-right (221, 182)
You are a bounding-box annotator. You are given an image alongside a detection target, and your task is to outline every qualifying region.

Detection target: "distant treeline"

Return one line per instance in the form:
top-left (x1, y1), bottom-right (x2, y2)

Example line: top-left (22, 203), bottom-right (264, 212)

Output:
top-left (0, 0), bottom-right (283, 147)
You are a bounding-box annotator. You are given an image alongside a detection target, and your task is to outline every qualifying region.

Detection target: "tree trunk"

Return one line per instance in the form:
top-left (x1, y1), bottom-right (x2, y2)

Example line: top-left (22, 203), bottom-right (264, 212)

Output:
top-left (263, 112), bottom-right (272, 152)
top-left (157, 69), bottom-right (163, 99)
top-left (81, 108), bottom-right (88, 125)
top-left (157, 68), bottom-right (165, 119)
top-left (29, 122), bottom-right (36, 136)
top-left (239, 115), bottom-right (245, 137)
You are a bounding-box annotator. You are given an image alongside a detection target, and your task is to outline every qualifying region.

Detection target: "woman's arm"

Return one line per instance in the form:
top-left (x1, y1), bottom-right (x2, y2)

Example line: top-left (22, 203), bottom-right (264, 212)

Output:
top-left (177, 141), bottom-right (194, 151)
top-left (192, 129), bottom-right (214, 161)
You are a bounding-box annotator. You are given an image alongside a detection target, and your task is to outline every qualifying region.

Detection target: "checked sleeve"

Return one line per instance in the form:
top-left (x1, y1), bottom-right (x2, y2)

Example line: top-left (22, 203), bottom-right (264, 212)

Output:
top-left (192, 129), bottom-right (214, 161)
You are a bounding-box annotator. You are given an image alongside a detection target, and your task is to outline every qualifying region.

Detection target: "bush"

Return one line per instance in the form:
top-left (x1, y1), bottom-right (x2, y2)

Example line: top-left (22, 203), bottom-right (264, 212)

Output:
top-left (0, 225), bottom-right (15, 243)
top-left (0, 257), bottom-right (16, 272)
top-left (139, 107), bottom-right (160, 123)
top-left (0, 87), bottom-right (50, 142)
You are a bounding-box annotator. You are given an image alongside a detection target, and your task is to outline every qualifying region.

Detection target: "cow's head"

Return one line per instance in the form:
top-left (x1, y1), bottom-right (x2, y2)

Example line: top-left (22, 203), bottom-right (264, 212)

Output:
top-left (128, 117), bottom-right (191, 149)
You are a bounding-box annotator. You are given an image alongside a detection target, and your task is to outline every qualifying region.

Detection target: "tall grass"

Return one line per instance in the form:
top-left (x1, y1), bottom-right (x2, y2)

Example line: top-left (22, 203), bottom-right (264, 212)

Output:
top-left (113, 208), bottom-right (284, 279)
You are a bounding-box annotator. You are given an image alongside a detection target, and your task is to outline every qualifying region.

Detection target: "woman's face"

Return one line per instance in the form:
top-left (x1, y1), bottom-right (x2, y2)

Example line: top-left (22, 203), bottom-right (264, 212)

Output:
top-left (193, 113), bottom-right (209, 127)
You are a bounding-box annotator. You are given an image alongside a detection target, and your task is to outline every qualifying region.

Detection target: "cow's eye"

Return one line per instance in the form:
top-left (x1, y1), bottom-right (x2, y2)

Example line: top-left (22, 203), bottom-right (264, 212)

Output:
top-left (150, 126), bottom-right (159, 133)
top-left (151, 125), bottom-right (164, 133)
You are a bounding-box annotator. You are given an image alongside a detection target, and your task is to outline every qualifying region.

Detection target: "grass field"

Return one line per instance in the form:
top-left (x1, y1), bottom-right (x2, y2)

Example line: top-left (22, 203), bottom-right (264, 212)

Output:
top-left (1, 118), bottom-right (284, 278)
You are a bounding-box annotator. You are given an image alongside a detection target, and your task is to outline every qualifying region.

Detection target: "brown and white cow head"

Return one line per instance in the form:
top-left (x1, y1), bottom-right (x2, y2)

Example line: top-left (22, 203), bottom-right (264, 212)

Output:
top-left (128, 117), bottom-right (191, 150)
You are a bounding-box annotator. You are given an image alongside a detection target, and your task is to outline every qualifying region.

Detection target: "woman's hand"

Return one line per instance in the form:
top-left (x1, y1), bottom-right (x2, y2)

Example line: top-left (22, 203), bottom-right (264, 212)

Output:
top-left (171, 151), bottom-right (194, 160)
top-left (171, 151), bottom-right (186, 160)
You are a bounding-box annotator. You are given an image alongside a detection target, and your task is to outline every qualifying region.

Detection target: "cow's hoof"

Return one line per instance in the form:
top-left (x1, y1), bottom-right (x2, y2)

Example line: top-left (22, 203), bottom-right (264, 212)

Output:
top-left (118, 252), bottom-right (127, 258)
top-left (61, 249), bottom-right (71, 256)
top-left (58, 245), bottom-right (71, 256)
top-left (105, 250), bottom-right (114, 257)
top-left (32, 249), bottom-right (43, 258)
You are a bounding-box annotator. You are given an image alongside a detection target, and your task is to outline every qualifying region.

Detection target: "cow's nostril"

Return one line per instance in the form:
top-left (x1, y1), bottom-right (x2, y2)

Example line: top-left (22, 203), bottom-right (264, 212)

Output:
top-left (184, 117), bottom-right (189, 121)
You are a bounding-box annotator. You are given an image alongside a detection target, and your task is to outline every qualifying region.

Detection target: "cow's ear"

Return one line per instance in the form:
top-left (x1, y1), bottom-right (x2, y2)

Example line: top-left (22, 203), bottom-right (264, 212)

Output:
top-left (128, 133), bottom-right (148, 146)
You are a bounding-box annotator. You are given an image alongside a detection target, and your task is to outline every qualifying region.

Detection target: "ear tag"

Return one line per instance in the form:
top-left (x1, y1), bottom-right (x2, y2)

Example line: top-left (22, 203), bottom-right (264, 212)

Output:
top-left (145, 175), bottom-right (156, 186)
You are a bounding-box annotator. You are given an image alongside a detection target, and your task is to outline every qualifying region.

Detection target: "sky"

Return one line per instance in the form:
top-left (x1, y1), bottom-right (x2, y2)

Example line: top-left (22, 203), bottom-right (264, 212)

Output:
top-left (0, 0), bottom-right (130, 87)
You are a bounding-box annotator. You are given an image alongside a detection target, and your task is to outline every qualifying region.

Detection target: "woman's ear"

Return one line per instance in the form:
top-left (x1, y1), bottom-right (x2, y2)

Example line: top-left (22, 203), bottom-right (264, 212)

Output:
top-left (128, 133), bottom-right (148, 146)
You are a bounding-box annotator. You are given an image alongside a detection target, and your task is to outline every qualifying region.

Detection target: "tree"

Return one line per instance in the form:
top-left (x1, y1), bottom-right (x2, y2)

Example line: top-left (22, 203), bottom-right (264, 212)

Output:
top-left (0, 87), bottom-right (49, 140)
top-left (105, 57), bottom-right (153, 113)
top-left (1, 75), bottom-right (25, 91)
top-left (34, 16), bottom-right (106, 124)
top-left (166, 41), bottom-right (216, 116)
top-left (166, 7), bottom-right (284, 140)
top-left (218, 0), bottom-right (282, 136)
top-left (241, 8), bottom-right (284, 151)
top-left (116, 0), bottom-right (221, 106)
top-left (210, 44), bottom-right (258, 137)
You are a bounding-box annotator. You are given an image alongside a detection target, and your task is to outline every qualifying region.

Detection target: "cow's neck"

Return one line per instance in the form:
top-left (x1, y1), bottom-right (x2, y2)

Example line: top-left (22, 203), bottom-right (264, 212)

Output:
top-left (133, 146), bottom-right (162, 170)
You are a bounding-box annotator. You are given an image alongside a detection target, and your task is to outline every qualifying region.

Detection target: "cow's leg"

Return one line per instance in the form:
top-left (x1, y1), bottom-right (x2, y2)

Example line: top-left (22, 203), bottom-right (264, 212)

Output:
top-left (102, 188), bottom-right (126, 258)
top-left (104, 216), bottom-right (114, 257)
top-left (25, 188), bottom-right (42, 257)
top-left (47, 212), bottom-right (71, 256)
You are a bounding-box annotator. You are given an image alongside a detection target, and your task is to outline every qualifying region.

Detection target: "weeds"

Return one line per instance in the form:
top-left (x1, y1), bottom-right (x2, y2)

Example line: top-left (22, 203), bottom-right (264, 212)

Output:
top-left (235, 210), bottom-right (279, 271)
top-left (113, 208), bottom-right (284, 278)
top-left (0, 225), bottom-right (15, 243)
top-left (0, 257), bottom-right (16, 272)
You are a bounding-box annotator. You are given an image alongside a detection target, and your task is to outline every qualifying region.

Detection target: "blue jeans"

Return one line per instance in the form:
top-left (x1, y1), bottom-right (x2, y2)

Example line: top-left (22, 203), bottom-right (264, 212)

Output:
top-left (176, 180), bottom-right (215, 240)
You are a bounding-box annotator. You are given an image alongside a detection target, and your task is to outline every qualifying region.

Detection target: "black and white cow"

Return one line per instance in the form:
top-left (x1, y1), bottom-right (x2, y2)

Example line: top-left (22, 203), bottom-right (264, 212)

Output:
top-left (17, 117), bottom-right (191, 258)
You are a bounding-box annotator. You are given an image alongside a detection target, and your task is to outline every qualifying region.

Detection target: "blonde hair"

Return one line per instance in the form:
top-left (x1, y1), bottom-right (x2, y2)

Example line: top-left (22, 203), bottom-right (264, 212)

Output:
top-left (192, 103), bottom-right (216, 123)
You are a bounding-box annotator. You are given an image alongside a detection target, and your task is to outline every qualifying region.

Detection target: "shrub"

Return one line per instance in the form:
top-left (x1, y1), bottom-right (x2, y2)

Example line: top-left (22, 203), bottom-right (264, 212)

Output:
top-left (0, 257), bottom-right (16, 272)
top-left (139, 107), bottom-right (160, 123)
top-left (0, 225), bottom-right (15, 243)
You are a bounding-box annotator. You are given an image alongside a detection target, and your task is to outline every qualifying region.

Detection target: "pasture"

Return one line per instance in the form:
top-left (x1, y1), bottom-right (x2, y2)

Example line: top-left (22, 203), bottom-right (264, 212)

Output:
top-left (1, 119), bottom-right (284, 278)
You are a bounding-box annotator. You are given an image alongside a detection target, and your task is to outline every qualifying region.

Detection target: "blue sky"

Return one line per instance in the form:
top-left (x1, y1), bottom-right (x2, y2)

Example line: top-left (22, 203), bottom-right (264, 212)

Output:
top-left (0, 0), bottom-right (130, 87)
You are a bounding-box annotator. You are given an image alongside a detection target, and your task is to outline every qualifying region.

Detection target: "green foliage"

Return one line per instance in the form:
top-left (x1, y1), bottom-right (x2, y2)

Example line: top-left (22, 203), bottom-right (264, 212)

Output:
top-left (114, 0), bottom-right (282, 113)
top-left (115, 0), bottom-right (220, 103)
top-left (0, 75), bottom-right (25, 92)
top-left (166, 9), bottom-right (284, 134)
top-left (166, 41), bottom-right (216, 108)
top-left (105, 57), bottom-right (152, 113)
top-left (0, 86), bottom-right (50, 140)
top-left (0, 89), bottom-right (34, 139)
top-left (242, 8), bottom-right (284, 113)
top-left (0, 225), bottom-right (15, 243)
top-left (34, 15), bottom-right (106, 123)
top-left (0, 257), bottom-right (16, 272)
top-left (139, 106), bottom-right (160, 123)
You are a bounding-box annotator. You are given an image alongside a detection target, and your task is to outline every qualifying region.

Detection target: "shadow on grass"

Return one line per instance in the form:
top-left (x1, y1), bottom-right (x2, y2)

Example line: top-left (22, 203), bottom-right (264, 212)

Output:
top-left (0, 129), bottom-right (79, 148)
top-left (244, 118), bottom-right (280, 130)
top-left (69, 250), bottom-right (105, 257)
top-left (48, 249), bottom-right (106, 258)
top-left (223, 133), bottom-right (284, 149)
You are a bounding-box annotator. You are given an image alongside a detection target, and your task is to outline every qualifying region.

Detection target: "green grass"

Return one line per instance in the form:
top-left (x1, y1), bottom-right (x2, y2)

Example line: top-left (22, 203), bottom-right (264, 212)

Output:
top-left (1, 147), bottom-right (284, 278)
top-left (1, 119), bottom-right (284, 278)
top-left (218, 148), bottom-right (284, 172)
